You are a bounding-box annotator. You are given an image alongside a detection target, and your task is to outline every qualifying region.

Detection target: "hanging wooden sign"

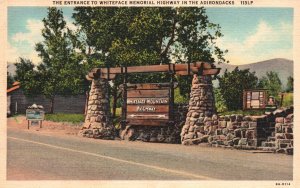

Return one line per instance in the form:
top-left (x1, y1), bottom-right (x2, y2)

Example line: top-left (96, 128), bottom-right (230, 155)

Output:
top-left (125, 83), bottom-right (172, 126)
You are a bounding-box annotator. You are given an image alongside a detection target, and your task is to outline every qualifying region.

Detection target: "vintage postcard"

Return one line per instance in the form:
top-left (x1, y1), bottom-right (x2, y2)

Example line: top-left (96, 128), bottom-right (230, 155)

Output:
top-left (1, 0), bottom-right (299, 187)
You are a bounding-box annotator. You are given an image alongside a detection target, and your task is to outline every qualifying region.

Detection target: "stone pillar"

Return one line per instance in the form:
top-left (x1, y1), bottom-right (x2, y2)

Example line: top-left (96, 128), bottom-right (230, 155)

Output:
top-left (79, 78), bottom-right (115, 139)
top-left (180, 74), bottom-right (216, 144)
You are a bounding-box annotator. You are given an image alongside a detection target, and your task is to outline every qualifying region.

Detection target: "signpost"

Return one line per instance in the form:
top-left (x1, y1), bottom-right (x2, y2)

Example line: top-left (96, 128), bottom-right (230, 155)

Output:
top-left (26, 109), bottom-right (45, 129)
top-left (243, 89), bottom-right (267, 110)
top-left (125, 83), bottom-right (172, 126)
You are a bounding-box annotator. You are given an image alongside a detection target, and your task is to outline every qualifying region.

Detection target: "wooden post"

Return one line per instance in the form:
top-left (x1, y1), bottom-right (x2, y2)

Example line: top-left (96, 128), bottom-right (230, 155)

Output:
top-left (280, 93), bottom-right (284, 107)
top-left (15, 102), bottom-right (18, 115)
top-left (84, 91), bottom-right (89, 115)
top-left (169, 64), bottom-right (175, 124)
top-left (107, 66), bottom-right (111, 125)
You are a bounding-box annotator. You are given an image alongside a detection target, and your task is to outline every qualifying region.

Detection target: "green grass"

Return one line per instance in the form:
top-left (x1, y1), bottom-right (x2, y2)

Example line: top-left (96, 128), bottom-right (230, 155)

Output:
top-left (45, 113), bottom-right (85, 123)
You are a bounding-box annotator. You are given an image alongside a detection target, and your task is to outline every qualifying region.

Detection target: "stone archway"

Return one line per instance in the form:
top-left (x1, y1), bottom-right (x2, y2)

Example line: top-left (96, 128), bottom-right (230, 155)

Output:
top-left (78, 62), bottom-right (220, 143)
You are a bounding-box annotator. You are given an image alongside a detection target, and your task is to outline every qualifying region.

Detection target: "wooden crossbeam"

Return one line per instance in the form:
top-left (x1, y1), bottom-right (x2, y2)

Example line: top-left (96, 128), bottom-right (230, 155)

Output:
top-left (86, 62), bottom-right (220, 80)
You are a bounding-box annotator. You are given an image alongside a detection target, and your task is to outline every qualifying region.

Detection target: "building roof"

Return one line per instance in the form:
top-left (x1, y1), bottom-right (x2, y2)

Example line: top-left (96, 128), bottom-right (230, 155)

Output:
top-left (7, 82), bottom-right (20, 93)
top-left (12, 81), bottom-right (20, 86)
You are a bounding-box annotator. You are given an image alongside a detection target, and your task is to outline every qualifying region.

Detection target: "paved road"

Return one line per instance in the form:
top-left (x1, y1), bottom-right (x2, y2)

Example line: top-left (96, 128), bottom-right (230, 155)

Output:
top-left (7, 128), bottom-right (293, 180)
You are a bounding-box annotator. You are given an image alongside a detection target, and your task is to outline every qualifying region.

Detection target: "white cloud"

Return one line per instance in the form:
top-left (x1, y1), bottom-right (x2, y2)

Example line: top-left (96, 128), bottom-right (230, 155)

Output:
top-left (218, 20), bottom-right (293, 65)
top-left (8, 19), bottom-right (43, 65)
top-left (12, 19), bottom-right (44, 46)
top-left (8, 18), bottom-right (79, 66)
top-left (6, 42), bottom-right (41, 65)
top-left (244, 21), bottom-right (275, 49)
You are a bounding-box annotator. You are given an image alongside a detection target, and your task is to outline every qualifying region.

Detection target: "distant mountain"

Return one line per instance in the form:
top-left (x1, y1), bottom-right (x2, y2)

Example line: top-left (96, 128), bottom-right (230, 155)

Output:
top-left (216, 58), bottom-right (293, 88)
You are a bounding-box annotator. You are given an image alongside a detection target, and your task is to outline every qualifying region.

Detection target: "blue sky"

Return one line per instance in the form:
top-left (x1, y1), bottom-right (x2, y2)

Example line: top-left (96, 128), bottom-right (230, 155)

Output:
top-left (7, 7), bottom-right (293, 65)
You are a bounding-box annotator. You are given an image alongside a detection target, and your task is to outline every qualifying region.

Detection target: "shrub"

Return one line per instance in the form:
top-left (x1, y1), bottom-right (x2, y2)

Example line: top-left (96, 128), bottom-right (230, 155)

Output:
top-left (282, 93), bottom-right (293, 107)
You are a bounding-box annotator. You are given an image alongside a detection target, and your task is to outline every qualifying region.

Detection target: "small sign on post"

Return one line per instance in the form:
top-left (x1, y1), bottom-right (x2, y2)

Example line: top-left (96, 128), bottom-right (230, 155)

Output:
top-left (26, 104), bottom-right (45, 129)
top-left (243, 89), bottom-right (267, 110)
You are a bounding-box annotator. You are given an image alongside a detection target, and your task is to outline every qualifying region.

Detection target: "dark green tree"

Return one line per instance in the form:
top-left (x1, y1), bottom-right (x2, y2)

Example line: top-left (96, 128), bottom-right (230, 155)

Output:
top-left (218, 67), bottom-right (258, 110)
top-left (214, 88), bottom-right (227, 113)
top-left (258, 71), bottom-right (282, 97)
top-left (7, 67), bottom-right (14, 89)
top-left (73, 7), bottom-right (227, 115)
top-left (14, 58), bottom-right (42, 96)
top-left (35, 7), bottom-right (87, 113)
top-left (73, 7), bottom-right (227, 68)
top-left (286, 76), bottom-right (293, 92)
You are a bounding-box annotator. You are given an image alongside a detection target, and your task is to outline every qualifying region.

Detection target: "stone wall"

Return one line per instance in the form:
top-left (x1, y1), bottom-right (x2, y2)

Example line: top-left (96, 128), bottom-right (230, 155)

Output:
top-left (181, 114), bottom-right (272, 146)
top-left (119, 104), bottom-right (188, 143)
top-left (259, 109), bottom-right (293, 155)
top-left (78, 79), bottom-right (115, 139)
top-left (180, 106), bottom-right (294, 155)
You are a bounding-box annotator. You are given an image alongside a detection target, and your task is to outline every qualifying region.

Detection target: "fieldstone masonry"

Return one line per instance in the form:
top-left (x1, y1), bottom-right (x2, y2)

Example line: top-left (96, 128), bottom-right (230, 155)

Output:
top-left (180, 104), bottom-right (294, 155)
top-left (179, 73), bottom-right (294, 155)
top-left (259, 109), bottom-right (294, 154)
top-left (78, 73), bottom-right (294, 155)
top-left (181, 74), bottom-right (216, 144)
top-left (119, 104), bottom-right (188, 143)
top-left (182, 114), bottom-right (274, 148)
top-left (78, 78), bottom-right (115, 139)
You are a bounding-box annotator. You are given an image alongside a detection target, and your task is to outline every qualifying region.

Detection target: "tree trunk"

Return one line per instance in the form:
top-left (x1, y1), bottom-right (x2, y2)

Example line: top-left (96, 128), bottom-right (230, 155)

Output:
top-left (50, 96), bottom-right (55, 114)
top-left (84, 91), bottom-right (89, 115)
